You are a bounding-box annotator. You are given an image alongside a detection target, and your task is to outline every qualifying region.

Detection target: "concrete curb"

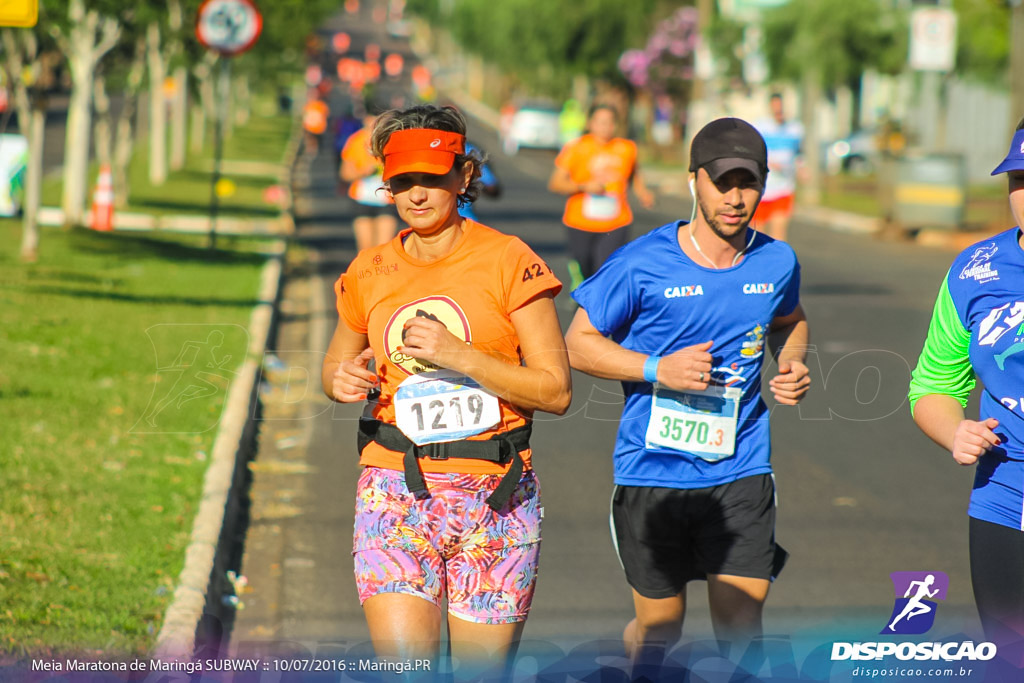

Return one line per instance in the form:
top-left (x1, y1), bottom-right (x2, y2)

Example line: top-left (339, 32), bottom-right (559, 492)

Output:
top-left (794, 204), bottom-right (881, 235)
top-left (36, 206), bottom-right (293, 237)
top-left (151, 116), bottom-right (303, 661)
top-left (152, 245), bottom-right (284, 660)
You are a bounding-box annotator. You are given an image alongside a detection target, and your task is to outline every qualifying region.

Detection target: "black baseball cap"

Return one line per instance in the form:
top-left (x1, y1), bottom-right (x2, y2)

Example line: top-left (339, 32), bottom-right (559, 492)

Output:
top-left (689, 117), bottom-right (768, 186)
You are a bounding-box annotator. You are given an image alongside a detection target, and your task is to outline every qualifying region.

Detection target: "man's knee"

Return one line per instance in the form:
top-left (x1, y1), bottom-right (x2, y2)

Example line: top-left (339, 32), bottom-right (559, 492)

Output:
top-left (634, 613), bottom-right (683, 643)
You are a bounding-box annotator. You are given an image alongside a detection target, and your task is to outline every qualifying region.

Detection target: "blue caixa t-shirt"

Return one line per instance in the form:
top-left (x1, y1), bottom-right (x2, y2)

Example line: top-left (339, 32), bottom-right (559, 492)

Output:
top-left (573, 222), bottom-right (801, 489)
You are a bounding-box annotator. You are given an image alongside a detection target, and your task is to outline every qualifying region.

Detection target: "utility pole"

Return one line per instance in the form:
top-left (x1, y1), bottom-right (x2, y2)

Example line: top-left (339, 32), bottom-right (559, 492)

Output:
top-left (686, 0), bottom-right (715, 168)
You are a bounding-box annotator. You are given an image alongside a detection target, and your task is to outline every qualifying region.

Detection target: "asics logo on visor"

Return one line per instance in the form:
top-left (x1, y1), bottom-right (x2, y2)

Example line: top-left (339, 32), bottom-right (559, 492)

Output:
top-left (430, 139), bottom-right (441, 148)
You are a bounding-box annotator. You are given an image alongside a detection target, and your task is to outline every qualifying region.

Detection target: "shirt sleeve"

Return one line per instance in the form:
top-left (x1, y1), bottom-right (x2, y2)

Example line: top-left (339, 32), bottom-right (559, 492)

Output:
top-left (776, 260), bottom-right (801, 318)
top-left (502, 238), bottom-right (563, 313)
top-left (554, 139), bottom-right (575, 174)
top-left (341, 130), bottom-right (367, 165)
top-left (908, 275), bottom-right (975, 415)
top-left (336, 260), bottom-right (368, 334)
top-left (571, 248), bottom-right (638, 337)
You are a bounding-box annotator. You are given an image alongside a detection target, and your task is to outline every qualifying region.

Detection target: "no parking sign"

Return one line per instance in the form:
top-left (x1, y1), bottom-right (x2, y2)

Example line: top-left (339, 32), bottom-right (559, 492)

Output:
top-left (196, 0), bottom-right (263, 56)
top-left (909, 7), bottom-right (957, 72)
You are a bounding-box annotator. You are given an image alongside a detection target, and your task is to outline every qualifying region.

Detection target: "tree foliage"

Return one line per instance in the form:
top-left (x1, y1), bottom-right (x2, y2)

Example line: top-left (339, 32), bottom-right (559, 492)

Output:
top-left (951, 0), bottom-right (1009, 85)
top-left (761, 0), bottom-right (906, 90)
top-left (408, 0), bottom-right (660, 95)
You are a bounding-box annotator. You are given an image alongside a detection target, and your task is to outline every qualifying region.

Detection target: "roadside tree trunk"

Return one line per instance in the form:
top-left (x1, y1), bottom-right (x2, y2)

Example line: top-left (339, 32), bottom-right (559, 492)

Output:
top-left (146, 21), bottom-right (167, 186)
top-left (113, 37), bottom-right (146, 208)
top-left (170, 66), bottom-right (187, 170)
top-left (2, 28), bottom-right (43, 261)
top-left (93, 72), bottom-right (112, 166)
top-left (55, 0), bottom-right (120, 227)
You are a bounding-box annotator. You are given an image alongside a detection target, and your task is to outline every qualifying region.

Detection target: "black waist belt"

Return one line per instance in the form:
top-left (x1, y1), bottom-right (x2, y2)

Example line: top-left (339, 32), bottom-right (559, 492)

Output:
top-left (357, 419), bottom-right (532, 511)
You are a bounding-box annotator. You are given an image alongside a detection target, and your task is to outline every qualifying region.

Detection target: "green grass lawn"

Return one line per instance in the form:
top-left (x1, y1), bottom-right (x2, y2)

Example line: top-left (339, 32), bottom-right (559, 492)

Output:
top-left (0, 222), bottom-right (270, 656)
top-left (0, 93), bottom-right (294, 657)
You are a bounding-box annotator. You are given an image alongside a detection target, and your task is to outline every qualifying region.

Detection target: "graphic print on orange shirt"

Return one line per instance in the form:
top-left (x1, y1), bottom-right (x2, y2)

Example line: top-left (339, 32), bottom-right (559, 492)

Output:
top-left (383, 296), bottom-right (472, 376)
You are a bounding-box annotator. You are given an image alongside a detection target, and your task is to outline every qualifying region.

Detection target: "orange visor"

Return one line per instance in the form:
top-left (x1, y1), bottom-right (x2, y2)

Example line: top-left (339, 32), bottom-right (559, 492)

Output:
top-left (382, 128), bottom-right (465, 181)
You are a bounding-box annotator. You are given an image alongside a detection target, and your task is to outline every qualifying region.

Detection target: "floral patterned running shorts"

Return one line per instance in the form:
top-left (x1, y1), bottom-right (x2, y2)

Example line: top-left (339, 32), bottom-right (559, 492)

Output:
top-left (353, 466), bottom-right (542, 624)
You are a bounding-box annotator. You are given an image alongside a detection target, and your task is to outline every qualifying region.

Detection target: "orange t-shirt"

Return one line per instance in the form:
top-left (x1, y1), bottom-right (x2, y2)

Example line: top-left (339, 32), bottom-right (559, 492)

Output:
top-left (341, 128), bottom-right (391, 205)
top-left (335, 220), bottom-right (562, 474)
top-left (555, 134), bottom-right (638, 232)
top-left (303, 100), bottom-right (329, 135)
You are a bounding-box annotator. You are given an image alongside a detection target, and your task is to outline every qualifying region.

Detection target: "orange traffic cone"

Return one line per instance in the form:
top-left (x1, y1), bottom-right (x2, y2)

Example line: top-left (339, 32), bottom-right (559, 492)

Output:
top-left (90, 164), bottom-right (114, 231)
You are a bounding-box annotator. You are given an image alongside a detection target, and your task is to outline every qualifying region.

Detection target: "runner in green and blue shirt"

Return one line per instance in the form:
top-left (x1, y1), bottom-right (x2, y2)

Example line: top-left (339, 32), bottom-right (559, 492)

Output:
top-left (910, 117), bottom-right (1024, 649)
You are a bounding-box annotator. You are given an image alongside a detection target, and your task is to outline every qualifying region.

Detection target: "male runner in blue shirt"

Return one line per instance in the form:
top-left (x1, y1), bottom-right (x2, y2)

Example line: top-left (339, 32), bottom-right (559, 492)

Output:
top-left (565, 117), bottom-right (811, 666)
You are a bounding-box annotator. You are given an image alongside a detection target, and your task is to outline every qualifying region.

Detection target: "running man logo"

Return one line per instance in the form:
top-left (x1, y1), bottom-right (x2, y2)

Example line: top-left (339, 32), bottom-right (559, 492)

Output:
top-left (958, 243), bottom-right (999, 283)
top-left (132, 324), bottom-right (248, 434)
top-left (881, 571), bottom-right (949, 635)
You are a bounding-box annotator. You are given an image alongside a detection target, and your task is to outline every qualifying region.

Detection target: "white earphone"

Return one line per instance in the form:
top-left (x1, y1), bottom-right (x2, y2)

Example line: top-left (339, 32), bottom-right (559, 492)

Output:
top-left (688, 176), bottom-right (697, 222)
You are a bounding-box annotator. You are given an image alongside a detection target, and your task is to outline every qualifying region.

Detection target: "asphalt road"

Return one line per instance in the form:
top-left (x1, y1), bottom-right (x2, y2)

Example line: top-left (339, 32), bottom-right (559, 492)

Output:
top-left (229, 4), bottom-right (985, 676)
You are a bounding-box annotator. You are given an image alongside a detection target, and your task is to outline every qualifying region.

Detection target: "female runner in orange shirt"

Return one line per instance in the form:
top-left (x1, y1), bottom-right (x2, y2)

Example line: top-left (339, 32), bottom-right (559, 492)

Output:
top-left (322, 104), bottom-right (571, 673)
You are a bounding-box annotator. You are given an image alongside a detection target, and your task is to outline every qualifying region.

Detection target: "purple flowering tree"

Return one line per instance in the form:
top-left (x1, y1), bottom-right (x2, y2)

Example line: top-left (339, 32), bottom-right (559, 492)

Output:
top-left (618, 7), bottom-right (699, 97)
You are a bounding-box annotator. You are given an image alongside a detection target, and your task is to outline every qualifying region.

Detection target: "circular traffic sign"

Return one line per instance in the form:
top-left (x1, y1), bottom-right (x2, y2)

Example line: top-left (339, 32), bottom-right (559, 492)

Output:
top-left (196, 0), bottom-right (263, 56)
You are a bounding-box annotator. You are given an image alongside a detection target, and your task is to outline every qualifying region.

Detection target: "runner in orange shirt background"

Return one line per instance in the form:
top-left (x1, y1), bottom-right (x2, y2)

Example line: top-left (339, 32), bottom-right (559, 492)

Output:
top-left (302, 91), bottom-right (330, 157)
top-left (548, 103), bottom-right (655, 289)
top-left (341, 103), bottom-right (398, 251)
top-left (322, 104), bottom-right (571, 675)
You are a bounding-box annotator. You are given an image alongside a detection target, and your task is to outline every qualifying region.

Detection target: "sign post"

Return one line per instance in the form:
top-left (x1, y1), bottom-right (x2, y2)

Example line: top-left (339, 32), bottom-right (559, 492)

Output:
top-left (908, 6), bottom-right (956, 153)
top-left (195, 0), bottom-right (262, 249)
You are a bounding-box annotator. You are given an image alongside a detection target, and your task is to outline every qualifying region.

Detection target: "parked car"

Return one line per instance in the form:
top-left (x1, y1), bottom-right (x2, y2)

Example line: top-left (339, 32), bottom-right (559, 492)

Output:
top-left (822, 129), bottom-right (879, 175)
top-left (0, 133), bottom-right (27, 217)
top-left (502, 102), bottom-right (561, 155)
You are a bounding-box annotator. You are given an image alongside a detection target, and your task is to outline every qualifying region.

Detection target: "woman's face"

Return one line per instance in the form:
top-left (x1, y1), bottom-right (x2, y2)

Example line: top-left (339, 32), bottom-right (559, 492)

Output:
top-left (388, 161), bottom-right (471, 232)
top-left (1009, 170), bottom-right (1024, 234)
top-left (589, 108), bottom-right (617, 143)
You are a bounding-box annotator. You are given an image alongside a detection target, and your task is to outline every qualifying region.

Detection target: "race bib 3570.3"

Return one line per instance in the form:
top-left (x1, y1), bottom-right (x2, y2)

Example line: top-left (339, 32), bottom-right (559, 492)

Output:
top-left (645, 384), bottom-right (742, 461)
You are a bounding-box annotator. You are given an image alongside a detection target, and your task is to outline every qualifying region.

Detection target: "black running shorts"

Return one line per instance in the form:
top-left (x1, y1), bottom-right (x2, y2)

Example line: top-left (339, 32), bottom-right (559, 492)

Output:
top-left (610, 473), bottom-right (787, 599)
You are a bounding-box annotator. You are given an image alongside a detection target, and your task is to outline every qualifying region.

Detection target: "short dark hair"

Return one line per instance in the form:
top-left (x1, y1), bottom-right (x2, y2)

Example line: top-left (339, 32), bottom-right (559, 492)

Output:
top-left (370, 104), bottom-right (485, 206)
top-left (588, 102), bottom-right (619, 121)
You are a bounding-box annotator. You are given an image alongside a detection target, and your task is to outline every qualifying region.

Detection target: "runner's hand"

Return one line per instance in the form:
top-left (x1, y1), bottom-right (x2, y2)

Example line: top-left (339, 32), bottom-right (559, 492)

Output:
top-left (951, 418), bottom-right (1000, 466)
top-left (399, 317), bottom-right (469, 372)
top-left (332, 347), bottom-right (378, 402)
top-left (580, 180), bottom-right (605, 195)
top-left (656, 341), bottom-right (714, 391)
top-left (769, 360), bottom-right (811, 405)
top-left (638, 188), bottom-right (655, 209)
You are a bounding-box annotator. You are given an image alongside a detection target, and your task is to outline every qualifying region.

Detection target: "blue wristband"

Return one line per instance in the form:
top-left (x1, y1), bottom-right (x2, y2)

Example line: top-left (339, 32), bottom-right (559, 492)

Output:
top-left (642, 355), bottom-right (661, 384)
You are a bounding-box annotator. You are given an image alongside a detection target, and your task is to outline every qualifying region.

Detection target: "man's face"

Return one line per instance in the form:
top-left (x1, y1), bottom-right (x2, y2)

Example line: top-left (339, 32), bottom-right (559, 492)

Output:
top-left (694, 167), bottom-right (763, 240)
top-left (1009, 169), bottom-right (1024, 231)
top-left (770, 96), bottom-right (784, 123)
top-left (589, 108), bottom-right (617, 142)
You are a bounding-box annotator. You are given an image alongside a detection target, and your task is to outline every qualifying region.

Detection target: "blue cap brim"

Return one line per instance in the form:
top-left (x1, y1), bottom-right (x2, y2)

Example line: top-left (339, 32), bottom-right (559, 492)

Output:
top-left (992, 129), bottom-right (1024, 175)
top-left (991, 158), bottom-right (1024, 175)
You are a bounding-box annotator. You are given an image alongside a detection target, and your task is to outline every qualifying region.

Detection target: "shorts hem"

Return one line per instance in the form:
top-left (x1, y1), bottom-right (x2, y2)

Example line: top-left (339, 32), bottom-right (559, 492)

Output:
top-left (446, 608), bottom-right (529, 625)
top-left (358, 585), bottom-right (440, 609)
top-left (627, 581), bottom-right (685, 599)
top-left (706, 567), bottom-right (774, 581)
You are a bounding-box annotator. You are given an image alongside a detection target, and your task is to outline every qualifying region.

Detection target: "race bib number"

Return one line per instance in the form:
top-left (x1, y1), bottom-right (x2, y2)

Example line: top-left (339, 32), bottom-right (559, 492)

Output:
top-left (355, 173), bottom-right (388, 206)
top-left (394, 369), bottom-right (501, 446)
top-left (582, 193), bottom-right (620, 220)
top-left (645, 385), bottom-right (741, 461)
